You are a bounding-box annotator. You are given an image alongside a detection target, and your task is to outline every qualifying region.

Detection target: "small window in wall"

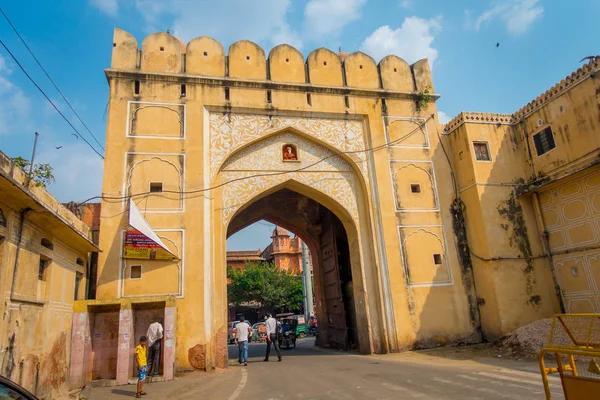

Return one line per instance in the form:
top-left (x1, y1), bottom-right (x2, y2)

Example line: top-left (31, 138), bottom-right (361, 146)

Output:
top-left (130, 265), bottom-right (142, 279)
top-left (76, 258), bottom-right (85, 266)
top-left (344, 96), bottom-right (350, 108)
top-left (225, 87), bottom-right (230, 101)
top-left (41, 238), bottom-right (54, 250)
top-left (433, 254), bottom-right (442, 265)
top-left (473, 142), bottom-right (491, 161)
top-left (39, 258), bottom-right (49, 280)
top-left (266, 90), bottom-right (272, 104)
top-left (533, 126), bottom-right (556, 156)
top-left (134, 80), bottom-right (140, 96)
top-left (180, 84), bottom-right (186, 97)
top-left (306, 93), bottom-right (312, 106)
top-left (74, 272), bottom-right (83, 301)
top-left (149, 182), bottom-right (163, 193)
top-left (410, 184), bottom-right (421, 193)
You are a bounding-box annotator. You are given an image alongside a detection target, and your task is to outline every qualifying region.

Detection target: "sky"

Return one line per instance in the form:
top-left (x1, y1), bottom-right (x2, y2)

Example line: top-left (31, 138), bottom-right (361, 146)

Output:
top-left (0, 0), bottom-right (598, 250)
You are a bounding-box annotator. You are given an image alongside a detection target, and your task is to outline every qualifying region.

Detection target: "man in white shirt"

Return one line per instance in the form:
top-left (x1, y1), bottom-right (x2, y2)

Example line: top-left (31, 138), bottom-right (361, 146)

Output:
top-left (146, 317), bottom-right (163, 376)
top-left (264, 314), bottom-right (282, 362)
top-left (233, 316), bottom-right (252, 366)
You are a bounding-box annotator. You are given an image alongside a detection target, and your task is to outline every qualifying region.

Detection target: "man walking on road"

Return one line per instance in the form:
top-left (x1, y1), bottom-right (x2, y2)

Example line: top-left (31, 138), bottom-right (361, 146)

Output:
top-left (264, 313), bottom-right (282, 362)
top-left (146, 317), bottom-right (164, 377)
top-left (234, 316), bottom-right (252, 366)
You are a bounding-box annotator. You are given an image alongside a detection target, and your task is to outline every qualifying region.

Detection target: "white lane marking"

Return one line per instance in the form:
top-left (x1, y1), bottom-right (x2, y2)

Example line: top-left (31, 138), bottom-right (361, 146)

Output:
top-left (432, 377), bottom-right (529, 400)
top-left (476, 371), bottom-right (562, 388)
top-left (228, 367), bottom-right (248, 400)
top-left (381, 382), bottom-right (431, 398)
top-left (457, 374), bottom-right (563, 397)
top-left (494, 367), bottom-right (562, 382)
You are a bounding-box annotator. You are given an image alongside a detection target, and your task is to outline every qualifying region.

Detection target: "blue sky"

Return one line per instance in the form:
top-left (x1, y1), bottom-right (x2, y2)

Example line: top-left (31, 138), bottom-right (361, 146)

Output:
top-left (0, 0), bottom-right (598, 250)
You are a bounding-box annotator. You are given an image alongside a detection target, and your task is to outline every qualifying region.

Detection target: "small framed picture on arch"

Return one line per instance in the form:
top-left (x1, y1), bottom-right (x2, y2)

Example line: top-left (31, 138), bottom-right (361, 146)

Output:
top-left (282, 144), bottom-right (300, 162)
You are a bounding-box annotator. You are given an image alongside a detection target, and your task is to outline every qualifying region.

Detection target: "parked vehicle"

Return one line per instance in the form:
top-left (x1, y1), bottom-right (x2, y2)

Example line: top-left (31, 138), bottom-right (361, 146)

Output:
top-left (228, 321), bottom-right (244, 344)
top-left (278, 317), bottom-right (298, 349)
top-left (0, 375), bottom-right (38, 399)
top-left (296, 323), bottom-right (310, 338)
top-left (252, 322), bottom-right (266, 342)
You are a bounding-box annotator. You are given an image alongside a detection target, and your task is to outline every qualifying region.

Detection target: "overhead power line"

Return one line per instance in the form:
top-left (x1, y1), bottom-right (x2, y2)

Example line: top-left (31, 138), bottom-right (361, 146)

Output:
top-left (0, 38), bottom-right (105, 159)
top-left (0, 7), bottom-right (105, 152)
top-left (76, 115), bottom-right (434, 205)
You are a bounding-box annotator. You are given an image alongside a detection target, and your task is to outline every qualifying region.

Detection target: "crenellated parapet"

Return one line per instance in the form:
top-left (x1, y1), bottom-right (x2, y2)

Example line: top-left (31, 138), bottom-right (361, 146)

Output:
top-left (512, 56), bottom-right (600, 121)
top-left (445, 56), bottom-right (600, 134)
top-left (444, 112), bottom-right (514, 133)
top-left (109, 28), bottom-right (433, 93)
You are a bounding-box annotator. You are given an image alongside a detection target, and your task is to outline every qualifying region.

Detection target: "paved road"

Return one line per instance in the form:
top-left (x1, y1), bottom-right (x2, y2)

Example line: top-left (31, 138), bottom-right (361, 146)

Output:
top-left (90, 338), bottom-right (564, 399)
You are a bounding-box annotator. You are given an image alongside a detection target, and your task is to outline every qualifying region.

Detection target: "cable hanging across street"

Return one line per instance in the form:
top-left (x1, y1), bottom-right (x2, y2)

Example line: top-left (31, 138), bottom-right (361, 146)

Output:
top-left (74, 115), bottom-right (435, 206)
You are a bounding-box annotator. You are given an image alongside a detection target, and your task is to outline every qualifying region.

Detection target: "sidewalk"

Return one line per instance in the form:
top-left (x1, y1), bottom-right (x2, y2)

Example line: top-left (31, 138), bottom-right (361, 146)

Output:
top-left (88, 368), bottom-right (241, 399)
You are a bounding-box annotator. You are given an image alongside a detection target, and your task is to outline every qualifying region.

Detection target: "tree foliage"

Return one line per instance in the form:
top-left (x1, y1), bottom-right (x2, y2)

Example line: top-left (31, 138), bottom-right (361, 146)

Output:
top-left (12, 156), bottom-right (55, 188)
top-left (227, 262), bottom-right (304, 313)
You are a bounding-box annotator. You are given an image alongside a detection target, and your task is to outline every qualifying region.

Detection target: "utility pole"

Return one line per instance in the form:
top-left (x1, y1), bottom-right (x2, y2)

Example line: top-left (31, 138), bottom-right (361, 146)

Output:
top-left (26, 132), bottom-right (39, 188)
top-left (301, 241), bottom-right (314, 321)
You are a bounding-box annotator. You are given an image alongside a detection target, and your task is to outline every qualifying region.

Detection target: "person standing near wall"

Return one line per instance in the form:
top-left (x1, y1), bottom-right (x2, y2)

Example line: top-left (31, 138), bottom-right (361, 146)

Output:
top-left (146, 317), bottom-right (164, 377)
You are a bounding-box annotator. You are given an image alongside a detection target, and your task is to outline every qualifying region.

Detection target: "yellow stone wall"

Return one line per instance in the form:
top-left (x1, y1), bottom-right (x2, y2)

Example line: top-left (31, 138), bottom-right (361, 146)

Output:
top-left (98, 28), bottom-right (483, 370)
top-left (0, 153), bottom-right (93, 397)
top-left (445, 58), bottom-right (600, 338)
top-left (98, 28), bottom-right (599, 370)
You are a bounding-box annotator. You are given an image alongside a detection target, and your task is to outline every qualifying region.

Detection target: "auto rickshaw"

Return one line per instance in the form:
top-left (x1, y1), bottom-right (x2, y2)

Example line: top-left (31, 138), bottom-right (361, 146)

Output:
top-left (276, 314), bottom-right (298, 349)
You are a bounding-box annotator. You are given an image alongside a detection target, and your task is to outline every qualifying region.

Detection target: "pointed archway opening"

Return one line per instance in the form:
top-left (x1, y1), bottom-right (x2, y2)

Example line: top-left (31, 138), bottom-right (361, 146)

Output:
top-left (225, 187), bottom-right (361, 354)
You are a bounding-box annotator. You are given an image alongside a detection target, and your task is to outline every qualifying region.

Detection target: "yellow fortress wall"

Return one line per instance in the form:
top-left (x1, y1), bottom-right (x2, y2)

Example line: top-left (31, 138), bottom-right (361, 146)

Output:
top-left (92, 28), bottom-right (598, 377)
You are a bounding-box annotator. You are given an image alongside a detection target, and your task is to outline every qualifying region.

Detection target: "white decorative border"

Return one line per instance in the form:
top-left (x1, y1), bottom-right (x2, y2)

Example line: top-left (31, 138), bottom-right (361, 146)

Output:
top-left (126, 101), bottom-right (186, 140)
top-left (397, 224), bottom-right (454, 287)
top-left (388, 159), bottom-right (441, 213)
top-left (117, 228), bottom-right (185, 299)
top-left (383, 116), bottom-right (430, 149)
top-left (122, 152), bottom-right (186, 213)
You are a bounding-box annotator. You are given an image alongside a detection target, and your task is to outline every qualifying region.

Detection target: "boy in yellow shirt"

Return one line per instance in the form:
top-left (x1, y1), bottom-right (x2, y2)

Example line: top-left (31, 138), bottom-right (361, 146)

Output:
top-left (135, 336), bottom-right (148, 398)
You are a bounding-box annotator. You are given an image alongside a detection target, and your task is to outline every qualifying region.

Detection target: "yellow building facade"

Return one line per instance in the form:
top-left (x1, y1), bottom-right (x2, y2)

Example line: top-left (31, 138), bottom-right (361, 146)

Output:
top-left (0, 151), bottom-right (98, 398)
top-left (90, 27), bottom-right (598, 379)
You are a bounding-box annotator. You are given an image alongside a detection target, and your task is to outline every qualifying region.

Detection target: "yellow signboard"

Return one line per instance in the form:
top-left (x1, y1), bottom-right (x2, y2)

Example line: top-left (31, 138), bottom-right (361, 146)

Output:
top-left (122, 228), bottom-right (178, 260)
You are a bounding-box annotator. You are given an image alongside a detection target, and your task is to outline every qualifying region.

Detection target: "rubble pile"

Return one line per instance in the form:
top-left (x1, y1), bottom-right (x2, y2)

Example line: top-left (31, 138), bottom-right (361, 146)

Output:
top-left (497, 318), bottom-right (556, 359)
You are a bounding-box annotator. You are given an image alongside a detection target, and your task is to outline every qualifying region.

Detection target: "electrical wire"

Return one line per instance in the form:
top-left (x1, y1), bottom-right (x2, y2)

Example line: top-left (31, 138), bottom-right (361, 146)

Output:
top-left (0, 38), bottom-right (105, 159)
top-left (0, 7), bottom-right (105, 151)
top-left (75, 115), bottom-right (433, 206)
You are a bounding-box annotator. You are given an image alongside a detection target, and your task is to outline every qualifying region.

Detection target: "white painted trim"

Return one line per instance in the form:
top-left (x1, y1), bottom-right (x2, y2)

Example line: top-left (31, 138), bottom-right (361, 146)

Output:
top-left (397, 225), bottom-right (454, 287)
top-left (122, 152), bottom-right (186, 213)
top-left (472, 140), bottom-right (493, 163)
top-left (388, 159), bottom-right (441, 213)
top-left (383, 115), bottom-right (430, 149)
top-left (554, 256), bottom-right (594, 296)
top-left (126, 100), bottom-right (186, 140)
top-left (118, 228), bottom-right (185, 299)
top-left (203, 107), bottom-right (212, 339)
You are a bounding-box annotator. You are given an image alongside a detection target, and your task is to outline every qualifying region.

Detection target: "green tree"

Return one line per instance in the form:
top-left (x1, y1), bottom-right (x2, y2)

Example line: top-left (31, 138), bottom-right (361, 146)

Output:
top-left (12, 156), bottom-right (55, 188)
top-left (227, 262), bottom-right (304, 313)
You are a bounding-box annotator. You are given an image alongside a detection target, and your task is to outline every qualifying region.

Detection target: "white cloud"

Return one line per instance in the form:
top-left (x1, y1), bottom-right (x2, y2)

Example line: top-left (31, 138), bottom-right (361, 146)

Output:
top-left (132, 0), bottom-right (302, 49)
top-left (360, 16), bottom-right (442, 65)
top-left (399, 0), bottom-right (412, 9)
top-left (470, 0), bottom-right (543, 35)
top-left (39, 142), bottom-right (104, 202)
top-left (0, 55), bottom-right (32, 135)
top-left (304, 0), bottom-right (366, 39)
top-left (89, 0), bottom-right (119, 17)
top-left (437, 111), bottom-right (452, 124)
